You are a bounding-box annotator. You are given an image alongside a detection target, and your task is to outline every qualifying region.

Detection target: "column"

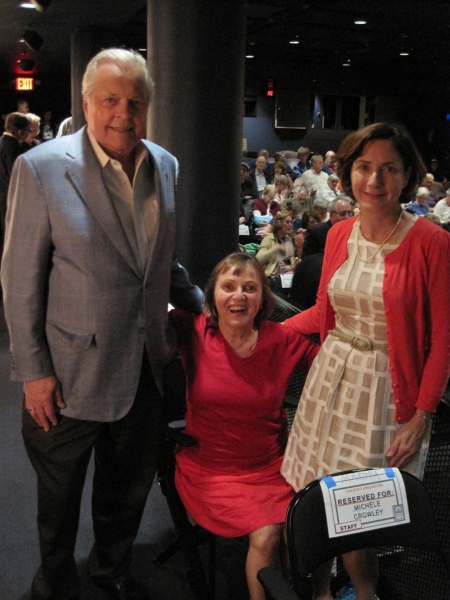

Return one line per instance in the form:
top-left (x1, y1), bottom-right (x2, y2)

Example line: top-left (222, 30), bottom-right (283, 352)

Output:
top-left (147, 0), bottom-right (247, 287)
top-left (70, 30), bottom-right (116, 133)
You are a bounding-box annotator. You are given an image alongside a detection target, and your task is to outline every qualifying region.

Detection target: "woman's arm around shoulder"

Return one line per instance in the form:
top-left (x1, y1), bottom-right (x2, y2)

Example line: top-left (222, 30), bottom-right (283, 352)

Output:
top-left (283, 218), bottom-right (354, 337)
top-left (279, 321), bottom-right (320, 371)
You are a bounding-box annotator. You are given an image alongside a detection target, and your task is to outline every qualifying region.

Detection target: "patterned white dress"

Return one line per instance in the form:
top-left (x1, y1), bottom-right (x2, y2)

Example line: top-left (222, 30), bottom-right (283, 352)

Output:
top-left (282, 219), bottom-right (429, 492)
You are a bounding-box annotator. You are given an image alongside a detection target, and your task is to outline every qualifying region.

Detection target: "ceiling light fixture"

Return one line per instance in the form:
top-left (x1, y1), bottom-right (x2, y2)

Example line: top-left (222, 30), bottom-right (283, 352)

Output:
top-left (30, 0), bottom-right (53, 11)
top-left (289, 40), bottom-right (299, 45)
top-left (400, 51), bottom-right (409, 56)
top-left (246, 54), bottom-right (254, 59)
top-left (19, 3), bottom-right (36, 8)
top-left (354, 20), bottom-right (366, 25)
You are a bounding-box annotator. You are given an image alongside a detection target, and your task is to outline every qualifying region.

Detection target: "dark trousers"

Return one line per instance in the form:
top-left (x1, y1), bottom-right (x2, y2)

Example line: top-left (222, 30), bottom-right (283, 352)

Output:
top-left (22, 355), bottom-right (163, 600)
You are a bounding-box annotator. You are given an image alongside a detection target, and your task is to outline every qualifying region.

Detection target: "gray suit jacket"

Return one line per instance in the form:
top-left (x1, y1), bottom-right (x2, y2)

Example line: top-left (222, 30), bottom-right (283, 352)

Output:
top-left (2, 127), bottom-right (203, 421)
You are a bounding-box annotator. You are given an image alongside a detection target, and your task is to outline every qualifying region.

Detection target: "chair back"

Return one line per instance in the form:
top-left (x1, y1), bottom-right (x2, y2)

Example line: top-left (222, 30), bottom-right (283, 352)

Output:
top-left (286, 468), bottom-right (446, 588)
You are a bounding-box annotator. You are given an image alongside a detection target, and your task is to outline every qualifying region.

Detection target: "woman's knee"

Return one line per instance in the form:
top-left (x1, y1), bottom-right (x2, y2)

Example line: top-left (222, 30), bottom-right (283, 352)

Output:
top-left (249, 524), bottom-right (283, 555)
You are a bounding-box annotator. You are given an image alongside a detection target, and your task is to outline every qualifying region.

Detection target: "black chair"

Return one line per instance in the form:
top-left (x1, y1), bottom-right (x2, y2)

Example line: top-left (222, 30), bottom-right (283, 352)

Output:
top-left (378, 398), bottom-right (450, 599)
top-left (155, 356), bottom-right (217, 600)
top-left (258, 468), bottom-right (450, 600)
top-left (268, 294), bottom-right (319, 428)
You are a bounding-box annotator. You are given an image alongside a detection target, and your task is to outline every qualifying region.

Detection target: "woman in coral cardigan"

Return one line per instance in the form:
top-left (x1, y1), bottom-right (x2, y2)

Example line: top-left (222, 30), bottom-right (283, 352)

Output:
top-left (281, 122), bottom-right (450, 600)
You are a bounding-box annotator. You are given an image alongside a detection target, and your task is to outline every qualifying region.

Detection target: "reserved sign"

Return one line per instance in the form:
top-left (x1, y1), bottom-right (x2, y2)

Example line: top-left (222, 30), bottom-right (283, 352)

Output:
top-left (320, 468), bottom-right (410, 538)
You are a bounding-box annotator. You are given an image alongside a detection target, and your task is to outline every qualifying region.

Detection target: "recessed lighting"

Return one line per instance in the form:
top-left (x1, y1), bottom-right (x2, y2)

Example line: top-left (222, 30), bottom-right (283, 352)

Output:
top-left (354, 20), bottom-right (366, 25)
top-left (246, 54), bottom-right (254, 59)
top-left (138, 48), bottom-right (147, 52)
top-left (342, 63), bottom-right (350, 67)
top-left (289, 40), bottom-right (299, 45)
top-left (399, 52), bottom-right (409, 56)
top-left (19, 3), bottom-right (36, 7)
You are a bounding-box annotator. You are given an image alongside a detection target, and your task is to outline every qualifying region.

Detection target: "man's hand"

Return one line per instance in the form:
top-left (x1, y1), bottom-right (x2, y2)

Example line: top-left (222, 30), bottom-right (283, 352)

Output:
top-left (24, 376), bottom-right (66, 432)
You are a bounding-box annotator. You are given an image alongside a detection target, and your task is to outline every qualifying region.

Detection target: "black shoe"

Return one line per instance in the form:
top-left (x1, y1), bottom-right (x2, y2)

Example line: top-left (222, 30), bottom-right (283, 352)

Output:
top-left (91, 576), bottom-right (150, 600)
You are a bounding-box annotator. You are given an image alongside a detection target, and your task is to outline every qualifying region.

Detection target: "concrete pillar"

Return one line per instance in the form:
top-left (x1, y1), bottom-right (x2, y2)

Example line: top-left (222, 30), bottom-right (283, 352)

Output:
top-left (147, 0), bottom-right (247, 287)
top-left (70, 30), bottom-right (116, 132)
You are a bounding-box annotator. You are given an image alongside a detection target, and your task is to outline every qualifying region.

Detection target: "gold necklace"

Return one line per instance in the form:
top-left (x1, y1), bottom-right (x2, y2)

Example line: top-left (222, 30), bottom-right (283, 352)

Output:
top-left (356, 210), bottom-right (403, 264)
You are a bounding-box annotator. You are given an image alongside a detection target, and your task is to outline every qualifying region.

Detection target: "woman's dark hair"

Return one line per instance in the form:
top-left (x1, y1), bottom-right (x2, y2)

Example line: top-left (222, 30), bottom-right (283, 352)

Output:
top-left (273, 161), bottom-right (286, 175)
top-left (301, 211), bottom-right (319, 229)
top-left (204, 252), bottom-right (275, 329)
top-left (336, 122), bottom-right (427, 203)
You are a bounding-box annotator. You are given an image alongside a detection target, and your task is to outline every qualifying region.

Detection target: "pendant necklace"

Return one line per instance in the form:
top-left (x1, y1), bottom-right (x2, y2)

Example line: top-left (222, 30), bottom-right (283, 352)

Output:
top-left (356, 210), bottom-right (403, 264)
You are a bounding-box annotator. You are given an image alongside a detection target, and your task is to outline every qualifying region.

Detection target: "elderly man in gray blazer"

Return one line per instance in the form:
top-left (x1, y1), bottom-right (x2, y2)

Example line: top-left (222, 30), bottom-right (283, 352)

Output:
top-left (1, 49), bottom-right (203, 600)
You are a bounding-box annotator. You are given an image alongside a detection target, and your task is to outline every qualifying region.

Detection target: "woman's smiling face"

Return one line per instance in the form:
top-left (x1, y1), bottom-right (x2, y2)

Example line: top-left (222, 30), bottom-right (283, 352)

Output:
top-left (350, 139), bottom-right (411, 214)
top-left (213, 266), bottom-right (263, 331)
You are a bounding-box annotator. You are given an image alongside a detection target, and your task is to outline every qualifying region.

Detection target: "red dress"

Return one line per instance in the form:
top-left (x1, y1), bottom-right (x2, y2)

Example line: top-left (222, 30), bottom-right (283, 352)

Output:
top-left (170, 311), bottom-right (318, 537)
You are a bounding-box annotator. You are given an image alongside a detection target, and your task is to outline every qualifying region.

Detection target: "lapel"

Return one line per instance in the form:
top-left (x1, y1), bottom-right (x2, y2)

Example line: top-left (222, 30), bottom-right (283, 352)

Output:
top-left (65, 128), bottom-right (141, 278)
top-left (141, 140), bottom-right (174, 283)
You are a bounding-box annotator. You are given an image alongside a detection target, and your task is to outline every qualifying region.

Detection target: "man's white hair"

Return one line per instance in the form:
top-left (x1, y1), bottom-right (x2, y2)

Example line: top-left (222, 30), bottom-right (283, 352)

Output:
top-left (82, 48), bottom-right (154, 101)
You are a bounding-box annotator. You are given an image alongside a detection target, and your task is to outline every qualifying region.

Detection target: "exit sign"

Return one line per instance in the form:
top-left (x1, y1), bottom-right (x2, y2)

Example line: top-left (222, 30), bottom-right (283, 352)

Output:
top-left (15, 78), bottom-right (34, 91)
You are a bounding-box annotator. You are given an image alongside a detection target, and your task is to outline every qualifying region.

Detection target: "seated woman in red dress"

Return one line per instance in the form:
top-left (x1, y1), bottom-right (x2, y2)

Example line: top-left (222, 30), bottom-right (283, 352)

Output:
top-left (170, 252), bottom-right (318, 600)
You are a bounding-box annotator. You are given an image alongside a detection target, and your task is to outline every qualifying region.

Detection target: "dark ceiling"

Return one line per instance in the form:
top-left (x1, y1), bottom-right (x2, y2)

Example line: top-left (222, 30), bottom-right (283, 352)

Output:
top-left (1, 0), bottom-right (450, 96)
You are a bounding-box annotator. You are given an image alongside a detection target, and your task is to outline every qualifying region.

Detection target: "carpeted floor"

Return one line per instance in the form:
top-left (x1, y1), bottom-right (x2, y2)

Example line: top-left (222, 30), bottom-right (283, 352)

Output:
top-left (0, 306), bottom-right (250, 600)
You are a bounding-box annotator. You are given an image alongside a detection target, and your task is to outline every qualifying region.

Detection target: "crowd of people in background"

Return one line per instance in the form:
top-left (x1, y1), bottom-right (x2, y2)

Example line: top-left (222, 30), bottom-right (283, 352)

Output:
top-left (239, 141), bottom-right (450, 309)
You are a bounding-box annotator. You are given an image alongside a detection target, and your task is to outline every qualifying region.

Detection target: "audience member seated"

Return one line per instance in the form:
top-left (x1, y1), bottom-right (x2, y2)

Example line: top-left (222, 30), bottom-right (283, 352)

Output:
top-left (317, 173), bottom-right (339, 204)
top-left (292, 146), bottom-right (311, 179)
top-left (261, 198), bottom-right (302, 238)
top-left (302, 195), bottom-right (353, 257)
top-left (249, 155), bottom-right (272, 196)
top-left (429, 158), bottom-right (447, 185)
top-left (170, 252), bottom-right (318, 600)
top-left (20, 113), bottom-right (41, 153)
top-left (293, 211), bottom-right (320, 257)
top-left (241, 162), bottom-right (258, 202)
top-left (299, 154), bottom-right (330, 199)
top-left (274, 152), bottom-right (296, 181)
top-left (433, 189), bottom-right (450, 231)
top-left (248, 149), bottom-right (273, 179)
top-left (311, 197), bottom-right (329, 223)
top-left (405, 187), bottom-right (430, 216)
top-left (424, 213), bottom-right (442, 227)
top-left (256, 211), bottom-right (296, 277)
top-left (273, 174), bottom-right (290, 203)
top-left (422, 173), bottom-right (442, 208)
top-left (323, 150), bottom-right (336, 174)
top-left (284, 184), bottom-right (315, 217)
top-left (272, 160), bottom-right (294, 189)
top-left (253, 184), bottom-right (280, 237)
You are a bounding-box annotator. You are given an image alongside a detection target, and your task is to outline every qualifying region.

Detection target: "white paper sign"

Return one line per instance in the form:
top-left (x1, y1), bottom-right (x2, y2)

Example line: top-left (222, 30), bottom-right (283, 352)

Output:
top-left (280, 272), bottom-right (293, 288)
top-left (238, 225), bottom-right (250, 235)
top-left (319, 468), bottom-right (410, 538)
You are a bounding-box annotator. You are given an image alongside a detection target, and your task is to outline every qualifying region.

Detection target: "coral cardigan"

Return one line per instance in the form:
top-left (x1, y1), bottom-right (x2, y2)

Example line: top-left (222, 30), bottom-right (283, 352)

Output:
top-left (284, 216), bottom-right (450, 422)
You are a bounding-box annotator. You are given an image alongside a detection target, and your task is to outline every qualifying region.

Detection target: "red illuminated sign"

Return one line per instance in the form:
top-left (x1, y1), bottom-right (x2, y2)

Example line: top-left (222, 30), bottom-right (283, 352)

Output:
top-left (15, 78), bottom-right (34, 91)
top-left (267, 90), bottom-right (274, 97)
